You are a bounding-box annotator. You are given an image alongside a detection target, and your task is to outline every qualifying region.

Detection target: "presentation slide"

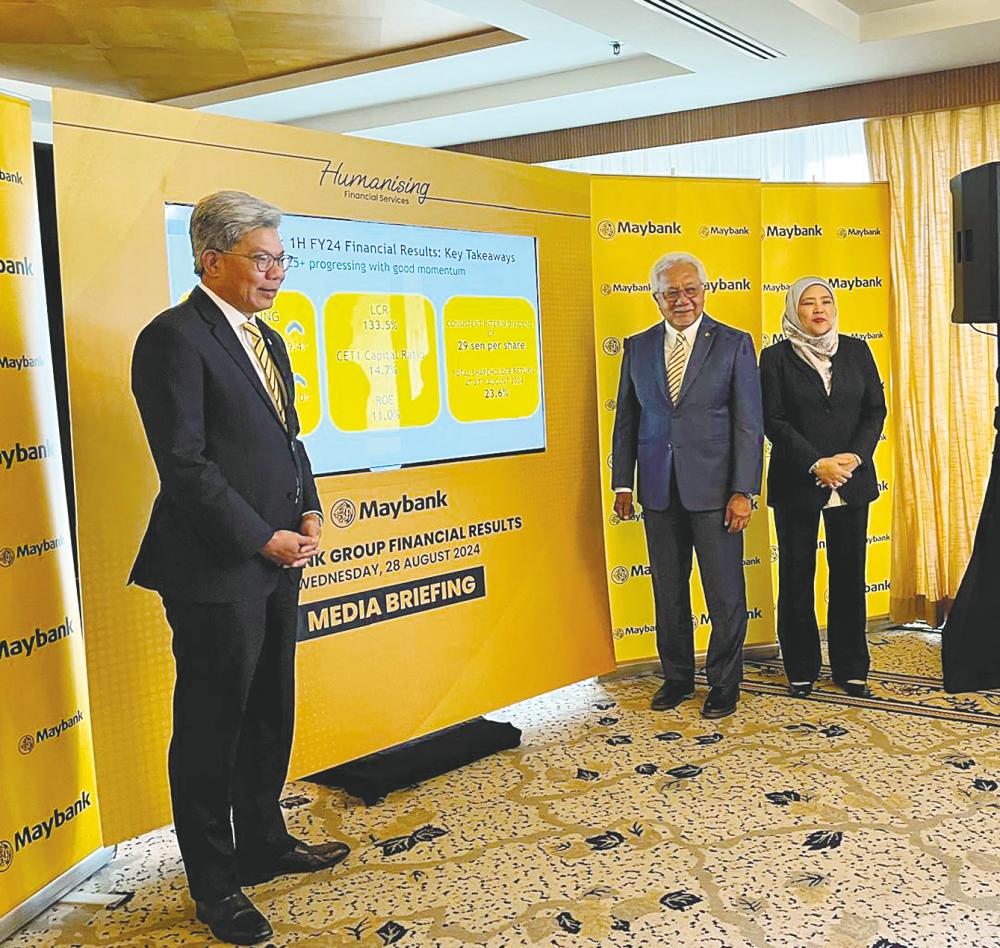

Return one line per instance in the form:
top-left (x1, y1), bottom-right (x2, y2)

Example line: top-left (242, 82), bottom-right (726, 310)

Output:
top-left (164, 205), bottom-right (546, 474)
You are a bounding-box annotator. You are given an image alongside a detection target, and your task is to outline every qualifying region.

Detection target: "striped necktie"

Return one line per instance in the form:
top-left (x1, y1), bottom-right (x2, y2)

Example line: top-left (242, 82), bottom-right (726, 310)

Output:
top-left (241, 319), bottom-right (287, 424)
top-left (667, 332), bottom-right (688, 403)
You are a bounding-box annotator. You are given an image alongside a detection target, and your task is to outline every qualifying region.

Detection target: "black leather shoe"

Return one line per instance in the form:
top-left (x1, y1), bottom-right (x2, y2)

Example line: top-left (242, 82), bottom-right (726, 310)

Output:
top-left (702, 687), bottom-right (738, 719)
top-left (834, 679), bottom-right (873, 698)
top-left (788, 682), bottom-right (814, 698)
top-left (195, 892), bottom-right (272, 946)
top-left (241, 840), bottom-right (350, 886)
top-left (651, 681), bottom-right (695, 711)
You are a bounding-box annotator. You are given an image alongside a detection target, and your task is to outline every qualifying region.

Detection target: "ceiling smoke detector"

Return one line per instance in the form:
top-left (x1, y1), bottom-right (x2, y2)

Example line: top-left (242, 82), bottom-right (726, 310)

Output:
top-left (634, 0), bottom-right (784, 60)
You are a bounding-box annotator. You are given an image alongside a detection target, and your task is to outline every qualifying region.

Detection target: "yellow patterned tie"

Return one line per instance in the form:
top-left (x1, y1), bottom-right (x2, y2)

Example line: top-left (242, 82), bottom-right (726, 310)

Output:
top-left (241, 319), bottom-right (287, 424)
top-left (667, 332), bottom-right (688, 403)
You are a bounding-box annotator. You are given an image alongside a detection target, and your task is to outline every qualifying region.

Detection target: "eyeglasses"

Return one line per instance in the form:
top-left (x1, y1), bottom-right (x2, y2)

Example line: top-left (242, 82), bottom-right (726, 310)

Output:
top-left (657, 284), bottom-right (708, 303)
top-left (214, 250), bottom-right (296, 272)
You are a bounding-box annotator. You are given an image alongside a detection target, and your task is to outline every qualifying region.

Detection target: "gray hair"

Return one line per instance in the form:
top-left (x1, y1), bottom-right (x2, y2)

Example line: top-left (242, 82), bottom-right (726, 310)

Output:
top-left (190, 190), bottom-right (282, 275)
top-left (649, 252), bottom-right (708, 293)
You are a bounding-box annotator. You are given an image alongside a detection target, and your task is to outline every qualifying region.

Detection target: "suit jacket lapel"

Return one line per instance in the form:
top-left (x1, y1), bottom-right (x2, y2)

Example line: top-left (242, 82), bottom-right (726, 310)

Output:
top-left (785, 339), bottom-right (830, 400)
top-left (827, 345), bottom-right (842, 399)
top-left (190, 287), bottom-right (287, 429)
top-left (674, 314), bottom-right (716, 406)
top-left (650, 320), bottom-right (669, 405)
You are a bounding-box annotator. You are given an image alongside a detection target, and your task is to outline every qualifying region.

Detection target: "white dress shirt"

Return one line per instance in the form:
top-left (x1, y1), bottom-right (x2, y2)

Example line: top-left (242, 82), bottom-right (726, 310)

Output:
top-left (662, 313), bottom-right (703, 367)
top-left (200, 283), bottom-right (272, 393)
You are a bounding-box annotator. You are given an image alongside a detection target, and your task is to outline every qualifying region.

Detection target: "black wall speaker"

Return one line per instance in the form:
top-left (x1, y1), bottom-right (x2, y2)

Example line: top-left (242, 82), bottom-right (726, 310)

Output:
top-left (951, 161), bottom-right (1000, 324)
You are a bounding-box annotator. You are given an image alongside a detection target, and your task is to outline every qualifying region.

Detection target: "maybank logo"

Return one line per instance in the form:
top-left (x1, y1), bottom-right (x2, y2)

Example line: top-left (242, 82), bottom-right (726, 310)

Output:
top-left (359, 490), bottom-right (448, 522)
top-left (705, 276), bottom-right (751, 293)
top-left (598, 219), bottom-right (682, 239)
top-left (764, 224), bottom-right (823, 239)
top-left (604, 281), bottom-right (651, 295)
top-left (613, 624), bottom-right (656, 640)
top-left (609, 509), bottom-right (644, 526)
top-left (838, 226), bottom-right (882, 239)
top-left (700, 225), bottom-right (751, 238)
top-left (0, 440), bottom-right (52, 471)
top-left (0, 167), bottom-right (24, 185)
top-left (19, 709), bottom-right (84, 755)
top-left (0, 615), bottom-right (76, 662)
top-left (0, 255), bottom-right (33, 276)
top-left (0, 355), bottom-right (45, 370)
top-left (827, 276), bottom-right (884, 291)
top-left (0, 535), bottom-right (64, 568)
top-left (13, 790), bottom-right (93, 854)
top-left (692, 608), bottom-right (762, 626)
top-left (329, 499), bottom-right (357, 529)
top-left (611, 564), bottom-right (652, 583)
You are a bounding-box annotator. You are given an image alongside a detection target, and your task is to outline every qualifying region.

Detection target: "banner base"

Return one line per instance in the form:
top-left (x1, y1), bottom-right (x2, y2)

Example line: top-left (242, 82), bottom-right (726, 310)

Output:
top-left (0, 846), bottom-right (115, 943)
top-left (308, 718), bottom-right (522, 805)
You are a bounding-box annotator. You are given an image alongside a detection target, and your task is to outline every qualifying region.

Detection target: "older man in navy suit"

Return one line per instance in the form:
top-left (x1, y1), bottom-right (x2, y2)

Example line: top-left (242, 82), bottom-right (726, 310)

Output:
top-left (612, 251), bottom-right (763, 719)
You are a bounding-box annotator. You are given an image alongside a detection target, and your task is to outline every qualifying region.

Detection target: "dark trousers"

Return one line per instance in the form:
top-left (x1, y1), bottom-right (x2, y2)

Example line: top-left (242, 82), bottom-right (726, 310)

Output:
top-left (643, 478), bottom-right (747, 693)
top-left (774, 503), bottom-right (870, 684)
top-left (163, 572), bottom-right (300, 902)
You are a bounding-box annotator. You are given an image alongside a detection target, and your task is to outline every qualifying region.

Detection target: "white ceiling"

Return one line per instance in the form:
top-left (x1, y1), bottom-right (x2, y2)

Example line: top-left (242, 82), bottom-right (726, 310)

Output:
top-left (6, 0), bottom-right (1000, 150)
top-left (190, 0), bottom-right (1000, 148)
top-left (839, 0), bottom-right (930, 13)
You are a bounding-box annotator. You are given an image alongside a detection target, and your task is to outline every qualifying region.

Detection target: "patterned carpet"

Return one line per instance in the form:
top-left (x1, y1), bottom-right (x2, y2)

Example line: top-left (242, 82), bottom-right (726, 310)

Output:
top-left (8, 631), bottom-right (1000, 947)
top-left (735, 630), bottom-right (1000, 727)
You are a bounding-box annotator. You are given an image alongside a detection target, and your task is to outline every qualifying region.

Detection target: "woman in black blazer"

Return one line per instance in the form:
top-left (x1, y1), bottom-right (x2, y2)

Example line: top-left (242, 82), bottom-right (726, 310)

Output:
top-left (760, 277), bottom-right (887, 699)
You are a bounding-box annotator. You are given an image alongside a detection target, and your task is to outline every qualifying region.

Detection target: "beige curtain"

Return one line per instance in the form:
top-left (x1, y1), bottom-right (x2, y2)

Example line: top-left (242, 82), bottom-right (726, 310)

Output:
top-left (866, 108), bottom-right (999, 624)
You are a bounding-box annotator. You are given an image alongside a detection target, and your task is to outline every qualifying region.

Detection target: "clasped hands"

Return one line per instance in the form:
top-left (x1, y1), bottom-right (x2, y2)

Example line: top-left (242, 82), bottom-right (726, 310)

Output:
top-left (260, 513), bottom-right (322, 568)
top-left (813, 453), bottom-right (860, 489)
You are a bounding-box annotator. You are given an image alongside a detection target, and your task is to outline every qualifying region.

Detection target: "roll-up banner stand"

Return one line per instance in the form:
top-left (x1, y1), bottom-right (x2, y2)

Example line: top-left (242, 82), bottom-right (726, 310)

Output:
top-left (0, 91), bottom-right (109, 942)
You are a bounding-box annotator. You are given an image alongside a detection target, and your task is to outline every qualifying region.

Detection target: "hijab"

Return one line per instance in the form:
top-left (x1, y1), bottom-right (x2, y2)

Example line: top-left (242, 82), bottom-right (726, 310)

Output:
top-left (783, 276), bottom-right (839, 393)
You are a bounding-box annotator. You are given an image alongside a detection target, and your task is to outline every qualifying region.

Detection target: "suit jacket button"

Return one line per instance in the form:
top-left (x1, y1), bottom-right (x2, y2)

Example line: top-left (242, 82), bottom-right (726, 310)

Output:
top-left (287, 490), bottom-right (296, 500)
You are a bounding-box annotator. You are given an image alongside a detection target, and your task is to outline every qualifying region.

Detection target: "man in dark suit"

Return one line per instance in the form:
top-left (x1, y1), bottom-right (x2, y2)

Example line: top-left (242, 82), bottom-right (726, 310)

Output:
top-left (131, 191), bottom-right (348, 945)
top-left (612, 252), bottom-right (763, 719)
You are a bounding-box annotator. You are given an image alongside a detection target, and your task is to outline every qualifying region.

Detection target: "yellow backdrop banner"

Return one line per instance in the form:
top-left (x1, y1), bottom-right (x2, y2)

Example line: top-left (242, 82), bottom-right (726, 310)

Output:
top-left (0, 94), bottom-right (103, 925)
top-left (590, 176), bottom-right (775, 664)
top-left (52, 89), bottom-right (615, 845)
top-left (761, 184), bottom-right (893, 623)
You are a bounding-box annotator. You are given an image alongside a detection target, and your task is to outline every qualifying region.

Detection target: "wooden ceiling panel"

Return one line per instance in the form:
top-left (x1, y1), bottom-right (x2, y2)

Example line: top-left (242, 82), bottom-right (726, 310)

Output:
top-left (0, 44), bottom-right (122, 94)
top-left (2, 2), bottom-right (87, 44)
top-left (103, 49), bottom-right (259, 98)
top-left (228, 13), bottom-right (384, 55)
top-left (79, 8), bottom-right (239, 52)
top-left (225, 0), bottom-right (378, 14)
top-left (0, 0), bottom-right (498, 101)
